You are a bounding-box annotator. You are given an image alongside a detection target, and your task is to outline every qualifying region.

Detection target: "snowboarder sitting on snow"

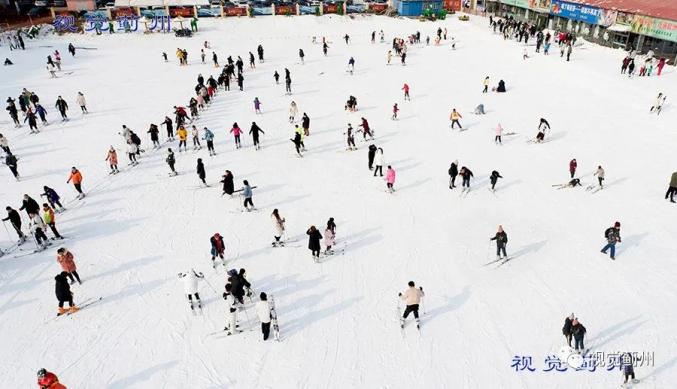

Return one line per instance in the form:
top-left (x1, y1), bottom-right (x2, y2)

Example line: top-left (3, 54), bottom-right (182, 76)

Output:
top-left (494, 79), bottom-right (506, 93)
top-left (399, 281), bottom-right (424, 328)
top-left (601, 221), bottom-right (621, 260)
top-left (54, 271), bottom-right (78, 315)
top-left (210, 233), bottom-right (226, 267)
top-left (37, 368), bottom-right (66, 389)
top-left (490, 225), bottom-right (508, 260)
top-left (178, 269), bottom-right (204, 311)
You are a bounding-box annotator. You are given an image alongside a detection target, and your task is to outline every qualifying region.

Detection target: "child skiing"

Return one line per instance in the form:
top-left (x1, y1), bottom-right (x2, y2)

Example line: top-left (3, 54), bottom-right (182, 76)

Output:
top-left (54, 271), bottom-right (78, 315)
top-left (230, 123), bottom-right (242, 149)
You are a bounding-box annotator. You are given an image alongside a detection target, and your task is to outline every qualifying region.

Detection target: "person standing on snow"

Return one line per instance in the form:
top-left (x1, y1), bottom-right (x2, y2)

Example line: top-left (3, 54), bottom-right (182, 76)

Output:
top-left (459, 166), bottom-right (473, 189)
top-left (368, 144), bottom-right (378, 170)
top-left (306, 225), bottom-right (323, 260)
top-left (241, 180), bottom-right (254, 211)
top-left (483, 76), bottom-right (489, 93)
top-left (448, 160), bottom-right (459, 189)
top-left (66, 167), bottom-right (84, 199)
top-left (162, 116), bottom-right (174, 141)
top-left (37, 368), bottom-right (67, 389)
top-left (392, 103), bottom-right (399, 120)
top-left (126, 141), bottom-right (138, 166)
top-left (271, 209), bottom-right (286, 246)
top-left (402, 83), bottom-right (410, 100)
top-left (220, 170), bottom-right (234, 196)
top-left (196, 158), bottom-right (207, 186)
top-left (450, 108), bottom-right (463, 129)
top-left (203, 127), bottom-right (216, 156)
top-left (324, 223), bottom-right (336, 255)
top-left (54, 271), bottom-right (78, 315)
top-left (399, 281), bottom-right (424, 328)
top-left (288, 101), bottom-right (298, 123)
top-left (373, 148), bottom-right (385, 177)
top-left (179, 269), bottom-right (204, 311)
top-left (562, 313), bottom-right (574, 347)
top-left (249, 122), bottom-right (265, 150)
top-left (230, 123), bottom-right (242, 149)
top-left (621, 352), bottom-right (637, 385)
top-left (495, 123), bottom-right (503, 144)
top-left (665, 171), bottom-right (677, 203)
top-left (105, 147), bottom-right (119, 174)
top-left (650, 93), bottom-right (666, 114)
top-left (386, 166), bottom-right (396, 193)
top-left (54, 96), bottom-right (68, 121)
top-left (76, 92), bottom-right (87, 114)
top-left (2, 206), bottom-right (25, 242)
top-left (42, 203), bottom-right (63, 239)
top-left (29, 211), bottom-right (50, 249)
top-left (256, 292), bottom-right (272, 341)
top-left (571, 318), bottom-right (586, 352)
top-left (601, 221), bottom-right (621, 260)
top-left (358, 117), bottom-right (373, 140)
top-left (56, 247), bottom-right (81, 284)
top-left (569, 159), bottom-right (577, 178)
top-left (191, 126), bottom-right (201, 151)
top-left (490, 225), bottom-right (508, 260)
top-left (594, 165), bottom-right (605, 188)
top-left (489, 170), bottom-right (503, 191)
top-left (177, 126), bottom-right (188, 152)
top-left (301, 113), bottom-right (310, 136)
top-left (222, 284), bottom-right (239, 335)
top-left (166, 148), bottom-right (177, 176)
top-left (345, 123), bottom-right (357, 151)
top-left (210, 233), bottom-right (226, 267)
top-left (24, 108), bottom-right (38, 133)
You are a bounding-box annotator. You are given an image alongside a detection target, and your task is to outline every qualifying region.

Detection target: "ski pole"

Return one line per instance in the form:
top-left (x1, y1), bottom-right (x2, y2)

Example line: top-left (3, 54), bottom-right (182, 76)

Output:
top-left (241, 301), bottom-right (254, 331)
top-left (2, 219), bottom-right (12, 241)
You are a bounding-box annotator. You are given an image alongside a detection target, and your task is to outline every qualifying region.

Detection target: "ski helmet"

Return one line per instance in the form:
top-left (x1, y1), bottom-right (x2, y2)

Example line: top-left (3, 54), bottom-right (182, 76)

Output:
top-left (37, 368), bottom-right (46, 378)
top-left (614, 221), bottom-right (621, 228)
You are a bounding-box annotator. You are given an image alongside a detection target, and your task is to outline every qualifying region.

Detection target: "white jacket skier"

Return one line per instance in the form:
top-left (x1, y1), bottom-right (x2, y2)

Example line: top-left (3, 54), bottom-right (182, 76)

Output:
top-left (76, 93), bottom-right (86, 108)
top-left (256, 300), bottom-right (271, 324)
top-left (223, 286), bottom-right (239, 334)
top-left (375, 149), bottom-right (385, 167)
top-left (179, 269), bottom-right (203, 295)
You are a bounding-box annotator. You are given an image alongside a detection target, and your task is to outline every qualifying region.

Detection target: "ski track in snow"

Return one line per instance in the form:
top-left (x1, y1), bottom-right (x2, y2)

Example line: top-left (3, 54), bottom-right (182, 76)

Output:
top-left (1, 14), bottom-right (677, 389)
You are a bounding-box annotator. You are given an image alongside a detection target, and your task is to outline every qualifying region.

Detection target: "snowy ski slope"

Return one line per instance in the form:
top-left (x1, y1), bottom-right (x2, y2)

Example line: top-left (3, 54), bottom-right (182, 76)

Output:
top-left (1, 14), bottom-right (676, 389)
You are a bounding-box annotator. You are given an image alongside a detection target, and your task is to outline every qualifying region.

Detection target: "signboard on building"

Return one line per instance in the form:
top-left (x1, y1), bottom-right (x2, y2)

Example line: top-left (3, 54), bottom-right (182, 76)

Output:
top-left (551, 0), bottom-right (600, 25)
top-left (528, 0), bottom-right (551, 13)
top-left (629, 15), bottom-right (677, 43)
top-left (501, 0), bottom-right (530, 9)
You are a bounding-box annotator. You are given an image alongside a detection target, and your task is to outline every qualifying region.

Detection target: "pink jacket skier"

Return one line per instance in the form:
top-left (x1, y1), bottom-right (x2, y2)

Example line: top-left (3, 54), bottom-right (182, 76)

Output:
top-left (386, 166), bottom-right (396, 192)
top-left (495, 123), bottom-right (503, 144)
top-left (230, 123), bottom-right (242, 149)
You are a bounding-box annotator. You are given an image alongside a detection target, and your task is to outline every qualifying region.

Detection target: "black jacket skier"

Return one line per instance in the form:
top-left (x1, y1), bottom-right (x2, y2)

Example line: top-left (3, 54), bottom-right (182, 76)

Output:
top-left (196, 158), bottom-right (206, 185)
top-left (54, 96), bottom-right (68, 119)
top-left (5, 153), bottom-right (18, 178)
top-left (490, 226), bottom-right (508, 258)
top-left (368, 144), bottom-right (377, 170)
top-left (221, 170), bottom-right (234, 195)
top-left (562, 314), bottom-right (574, 347)
top-left (249, 122), bottom-right (264, 149)
top-left (162, 116), bottom-right (174, 139)
top-left (448, 161), bottom-right (458, 188)
top-left (257, 45), bottom-right (264, 61)
top-left (490, 170), bottom-right (503, 190)
top-left (306, 226), bottom-right (323, 258)
top-left (20, 195), bottom-right (40, 215)
top-left (2, 207), bottom-right (22, 231)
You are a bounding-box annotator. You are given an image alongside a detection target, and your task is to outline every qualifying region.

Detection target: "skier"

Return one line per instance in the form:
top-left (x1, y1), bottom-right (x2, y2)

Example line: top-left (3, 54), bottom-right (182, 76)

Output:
top-left (459, 166), bottom-right (473, 189)
top-left (285, 75), bottom-right (292, 95)
top-left (569, 159), bottom-right (577, 178)
top-left (483, 76), bottom-right (489, 93)
top-left (126, 141), bottom-right (138, 166)
top-left (56, 248), bottom-right (81, 284)
top-left (54, 270), bottom-right (79, 315)
top-left (0, 133), bottom-right (10, 154)
top-left (66, 167), bottom-right (84, 199)
top-left (257, 44), bottom-right (264, 62)
top-left (271, 209), bottom-right (286, 246)
top-left (650, 93), bottom-right (666, 114)
top-left (401, 51), bottom-right (406, 65)
top-left (401, 83), bottom-right (411, 100)
top-left (76, 92), bottom-right (87, 114)
top-left (594, 165), bottom-right (605, 188)
top-left (368, 144), bottom-right (377, 170)
top-left (241, 180), bottom-right (254, 211)
top-left (322, 41), bottom-right (329, 56)
top-left (399, 281), bottom-right (424, 329)
top-left (273, 71), bottom-right (280, 84)
top-left (306, 225), bottom-right (323, 260)
top-left (324, 221), bottom-right (336, 254)
top-left (448, 160), bottom-right (458, 189)
top-left (166, 148), bottom-right (177, 176)
top-left (35, 103), bottom-right (48, 124)
top-left (358, 117), bottom-right (373, 140)
top-left (392, 103), bottom-right (399, 120)
top-left (196, 158), bottom-right (207, 186)
top-left (54, 96), bottom-right (68, 121)
top-left (212, 51), bottom-right (219, 67)
top-left (203, 127), bottom-right (216, 156)
top-left (177, 126), bottom-right (188, 152)
top-left (665, 171), bottom-right (677, 203)
top-left (209, 232), bottom-right (226, 268)
top-left (68, 43), bottom-right (76, 56)
top-left (24, 108), bottom-right (38, 133)
top-left (489, 170), bottom-right (503, 191)
top-left (6, 98), bottom-right (21, 127)
top-left (450, 108), bottom-right (462, 129)
top-left (373, 148), bottom-right (385, 176)
top-left (20, 194), bottom-right (40, 216)
top-left (2, 206), bottom-right (25, 242)
top-left (386, 166), bottom-right (396, 193)
top-left (220, 170), bottom-right (234, 196)
top-left (222, 284), bottom-right (239, 335)
top-left (249, 122), bottom-right (265, 150)
top-left (191, 125), bottom-right (201, 151)
top-left (102, 147), bottom-right (118, 174)
top-left (178, 269), bottom-right (204, 311)
top-left (162, 116), bottom-right (174, 141)
top-left (42, 203), bottom-right (63, 239)
top-left (562, 313), bottom-right (574, 347)
top-left (37, 368), bottom-right (67, 389)
top-left (256, 292), bottom-right (272, 340)
top-left (345, 123), bottom-right (357, 151)
top-left (253, 97), bottom-right (262, 114)
top-left (29, 211), bottom-right (50, 250)
top-left (5, 152), bottom-right (19, 180)
top-left (40, 186), bottom-right (64, 212)
top-left (601, 221), bottom-right (621, 260)
top-left (490, 225), bottom-right (508, 260)
top-left (230, 123), bottom-right (242, 149)
top-left (301, 113), bottom-right (310, 136)
top-left (571, 318), bottom-right (586, 353)
top-left (387, 50), bottom-right (392, 65)
top-left (237, 72), bottom-right (244, 91)
top-left (495, 123), bottom-right (503, 144)
top-left (288, 101), bottom-right (298, 123)
top-left (536, 117), bottom-right (550, 142)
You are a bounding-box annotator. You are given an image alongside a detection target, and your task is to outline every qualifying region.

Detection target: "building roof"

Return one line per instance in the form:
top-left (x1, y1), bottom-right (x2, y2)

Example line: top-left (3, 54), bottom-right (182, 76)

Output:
top-left (575, 0), bottom-right (677, 21)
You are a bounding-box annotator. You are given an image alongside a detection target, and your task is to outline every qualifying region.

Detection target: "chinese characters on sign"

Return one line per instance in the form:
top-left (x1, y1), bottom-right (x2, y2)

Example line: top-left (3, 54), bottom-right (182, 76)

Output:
top-left (511, 351), bottom-right (655, 373)
top-left (54, 14), bottom-right (173, 33)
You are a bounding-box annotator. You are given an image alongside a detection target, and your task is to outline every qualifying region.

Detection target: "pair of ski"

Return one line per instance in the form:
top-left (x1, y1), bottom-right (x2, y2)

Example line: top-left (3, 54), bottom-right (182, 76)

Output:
top-left (48, 297), bottom-right (103, 323)
top-left (585, 185), bottom-right (603, 194)
top-left (397, 299), bottom-right (421, 338)
top-left (459, 187), bottom-right (471, 198)
top-left (189, 300), bottom-right (203, 316)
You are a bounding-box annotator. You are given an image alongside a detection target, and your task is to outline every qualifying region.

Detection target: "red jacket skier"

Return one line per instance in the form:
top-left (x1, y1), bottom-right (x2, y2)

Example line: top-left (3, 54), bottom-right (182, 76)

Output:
top-left (37, 368), bottom-right (66, 389)
top-left (569, 159), bottom-right (577, 178)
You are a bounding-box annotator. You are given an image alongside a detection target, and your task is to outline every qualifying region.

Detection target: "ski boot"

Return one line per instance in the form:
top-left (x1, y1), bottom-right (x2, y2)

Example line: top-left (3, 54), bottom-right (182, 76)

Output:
top-left (68, 306), bottom-right (80, 314)
top-left (58, 307), bottom-right (68, 315)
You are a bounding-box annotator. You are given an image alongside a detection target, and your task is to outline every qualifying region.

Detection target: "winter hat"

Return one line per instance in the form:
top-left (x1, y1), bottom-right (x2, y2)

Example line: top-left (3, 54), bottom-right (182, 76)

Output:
top-left (614, 221), bottom-right (621, 228)
top-left (260, 292), bottom-right (267, 301)
top-left (408, 281), bottom-right (415, 287)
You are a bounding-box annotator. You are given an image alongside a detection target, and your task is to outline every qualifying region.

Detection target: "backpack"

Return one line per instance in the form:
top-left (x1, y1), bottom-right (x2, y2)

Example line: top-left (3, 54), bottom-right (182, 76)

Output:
top-left (604, 227), bottom-right (613, 239)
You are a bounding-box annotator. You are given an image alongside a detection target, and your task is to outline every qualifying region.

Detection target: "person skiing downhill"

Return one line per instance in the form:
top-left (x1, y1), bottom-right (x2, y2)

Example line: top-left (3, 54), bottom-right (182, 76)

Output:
top-left (196, 158), bottom-right (207, 186)
top-left (271, 209), bottom-right (286, 246)
top-left (29, 211), bottom-right (50, 250)
top-left (650, 93), bottom-right (666, 114)
top-left (76, 92), bottom-right (87, 114)
top-left (256, 292), bottom-right (272, 341)
top-left (249, 122), bottom-right (265, 150)
top-left (177, 126), bottom-right (188, 152)
top-left (35, 103), bottom-right (48, 124)
top-left (66, 167), bottom-right (84, 199)
top-left (489, 170), bottom-right (503, 191)
top-left (450, 108), bottom-right (462, 129)
top-left (392, 103), bottom-right (399, 120)
top-left (358, 117), bottom-right (373, 140)
top-left (306, 226), bottom-right (323, 260)
top-left (448, 160), bottom-right (459, 189)
top-left (402, 83), bottom-right (410, 100)
top-left (166, 148), bottom-right (177, 176)
top-left (54, 271), bottom-right (78, 315)
top-left (5, 152), bottom-right (19, 179)
top-left (222, 284), bottom-right (239, 335)
top-left (220, 170), bottom-right (234, 196)
top-left (291, 127), bottom-right (304, 157)
top-left (536, 117), bottom-right (550, 142)
top-left (179, 269), bottom-right (204, 311)
top-left (399, 281), bottom-right (424, 329)
top-left (54, 96), bottom-right (68, 121)
top-left (37, 368), bottom-right (66, 389)
top-left (230, 123), bottom-right (242, 149)
top-left (490, 225), bottom-right (508, 260)
top-left (42, 203), bottom-right (63, 239)
top-left (148, 124), bottom-right (160, 149)
top-left (241, 180), bottom-right (254, 211)
top-left (56, 248), bottom-right (80, 284)
top-left (40, 186), bottom-right (64, 212)
top-left (162, 116), bottom-right (174, 141)
top-left (495, 123), bottom-right (503, 144)
top-left (191, 126), bottom-right (201, 151)
top-left (345, 123), bottom-right (357, 151)
top-left (601, 221), bottom-right (621, 260)
top-left (203, 127), bottom-right (216, 156)
top-left (562, 313), bottom-right (574, 347)
top-left (386, 166), bottom-right (396, 193)
top-left (274, 71), bottom-right (280, 84)
top-left (2, 206), bottom-right (25, 242)
top-left (594, 166), bottom-right (605, 188)
top-left (253, 97), bottom-right (262, 114)
top-left (210, 233), bottom-right (226, 267)
top-left (348, 57), bottom-right (355, 73)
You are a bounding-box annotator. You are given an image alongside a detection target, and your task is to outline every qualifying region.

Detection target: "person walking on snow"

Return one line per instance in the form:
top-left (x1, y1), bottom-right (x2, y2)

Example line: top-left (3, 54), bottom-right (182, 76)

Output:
top-left (256, 292), bottom-right (272, 341)
top-left (166, 148), bottom-right (177, 176)
top-left (594, 166), bottom-right (605, 188)
top-left (448, 160), bottom-right (458, 189)
top-left (177, 126), bottom-right (188, 152)
top-left (306, 225), bottom-right (323, 260)
top-left (66, 167), bottom-right (84, 199)
top-left (562, 313), bottom-right (574, 347)
top-left (399, 281), bottom-right (424, 329)
top-left (324, 223), bottom-right (336, 254)
top-left (37, 368), bottom-right (66, 389)
top-left (392, 103), bottom-right (399, 120)
top-left (249, 122), bottom-right (265, 150)
top-left (56, 247), bottom-right (81, 284)
top-left (288, 101), bottom-right (298, 123)
top-left (54, 96), bottom-right (68, 121)
top-left (386, 166), bottom-right (396, 193)
top-left (402, 83), bottom-right (410, 101)
top-left (450, 108), bottom-right (462, 129)
top-left (54, 271), bottom-right (78, 315)
top-left (76, 92), bottom-right (87, 114)
top-left (489, 170), bottom-right (503, 191)
top-left (196, 158), bottom-right (207, 186)
top-left (665, 171), bottom-right (677, 203)
top-left (241, 180), bottom-right (254, 211)
top-left (210, 233), bottom-right (226, 267)
top-left (490, 225), bottom-right (508, 260)
top-left (178, 269), bottom-right (204, 311)
top-left (569, 159), bottom-right (577, 178)
top-left (271, 209), bottom-right (286, 246)
top-left (601, 221), bottom-right (621, 260)
top-left (42, 203), bottom-right (63, 239)
top-left (495, 123), bottom-right (503, 144)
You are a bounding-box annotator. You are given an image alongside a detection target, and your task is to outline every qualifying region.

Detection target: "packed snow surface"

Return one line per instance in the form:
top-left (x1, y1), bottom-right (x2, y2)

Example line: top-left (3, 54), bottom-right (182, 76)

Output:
top-left (1, 14), bottom-right (676, 389)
